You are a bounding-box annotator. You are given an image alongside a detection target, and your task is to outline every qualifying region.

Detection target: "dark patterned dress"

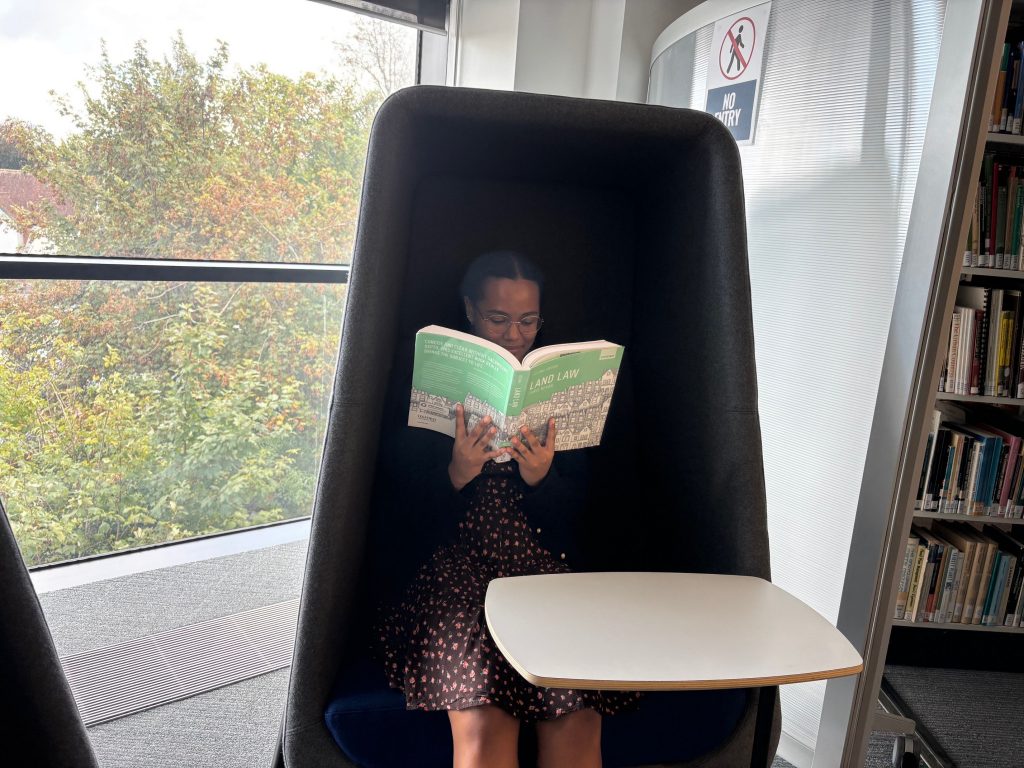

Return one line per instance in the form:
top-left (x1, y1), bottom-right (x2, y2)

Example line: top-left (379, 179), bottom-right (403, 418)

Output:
top-left (376, 458), bottom-right (641, 722)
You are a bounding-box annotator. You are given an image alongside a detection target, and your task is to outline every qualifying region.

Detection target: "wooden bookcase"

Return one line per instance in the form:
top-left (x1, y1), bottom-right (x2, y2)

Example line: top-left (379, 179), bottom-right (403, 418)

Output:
top-left (887, 15), bottom-right (1024, 666)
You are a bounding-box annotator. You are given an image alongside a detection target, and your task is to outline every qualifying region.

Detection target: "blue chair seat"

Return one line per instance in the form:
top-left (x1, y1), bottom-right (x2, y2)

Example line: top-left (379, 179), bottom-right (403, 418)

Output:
top-left (325, 657), bottom-right (748, 767)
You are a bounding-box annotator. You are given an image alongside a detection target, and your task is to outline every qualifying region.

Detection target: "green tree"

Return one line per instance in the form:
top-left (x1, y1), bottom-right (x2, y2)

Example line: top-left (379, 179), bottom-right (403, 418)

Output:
top-left (0, 29), bottom-right (408, 565)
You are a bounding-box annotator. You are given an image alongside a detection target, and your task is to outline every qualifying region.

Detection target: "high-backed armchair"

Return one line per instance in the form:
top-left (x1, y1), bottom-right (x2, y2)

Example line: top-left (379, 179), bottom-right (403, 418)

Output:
top-left (282, 85), bottom-right (780, 767)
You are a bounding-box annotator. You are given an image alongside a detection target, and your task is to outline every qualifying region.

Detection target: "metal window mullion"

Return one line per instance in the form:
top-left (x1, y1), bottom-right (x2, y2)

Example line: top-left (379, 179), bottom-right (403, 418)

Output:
top-left (0, 255), bottom-right (350, 284)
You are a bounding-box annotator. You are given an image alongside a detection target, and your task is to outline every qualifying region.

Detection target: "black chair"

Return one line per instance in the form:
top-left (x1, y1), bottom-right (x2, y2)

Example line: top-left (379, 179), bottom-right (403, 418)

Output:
top-left (0, 498), bottom-right (99, 768)
top-left (282, 85), bottom-right (781, 767)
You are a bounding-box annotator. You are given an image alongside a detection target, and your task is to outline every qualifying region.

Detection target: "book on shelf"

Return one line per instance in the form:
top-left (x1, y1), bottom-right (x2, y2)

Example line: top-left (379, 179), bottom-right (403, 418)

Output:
top-left (931, 520), bottom-right (976, 623)
top-left (1014, 41), bottom-right (1024, 134)
top-left (982, 524), bottom-right (1024, 626)
top-left (894, 536), bottom-right (919, 620)
top-left (903, 538), bottom-right (929, 623)
top-left (965, 151), bottom-right (1024, 269)
top-left (992, 43), bottom-right (1009, 133)
top-left (407, 325), bottom-right (624, 457)
top-left (937, 286), bottom-right (1024, 400)
top-left (899, 520), bottom-right (1024, 628)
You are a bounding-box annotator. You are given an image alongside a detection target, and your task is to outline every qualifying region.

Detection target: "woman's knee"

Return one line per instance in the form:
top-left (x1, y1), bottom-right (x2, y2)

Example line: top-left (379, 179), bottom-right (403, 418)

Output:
top-left (449, 704), bottom-right (520, 753)
top-left (536, 708), bottom-right (602, 767)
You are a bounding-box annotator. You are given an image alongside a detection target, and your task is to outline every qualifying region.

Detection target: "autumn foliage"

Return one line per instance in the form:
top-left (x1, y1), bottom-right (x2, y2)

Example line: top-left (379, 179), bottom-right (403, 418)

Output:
top-left (0, 28), bottom-right (413, 566)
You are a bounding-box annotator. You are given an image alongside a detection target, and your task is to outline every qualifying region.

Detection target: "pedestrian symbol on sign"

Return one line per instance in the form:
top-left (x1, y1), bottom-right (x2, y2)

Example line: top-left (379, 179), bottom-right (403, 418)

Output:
top-left (720, 17), bottom-right (755, 80)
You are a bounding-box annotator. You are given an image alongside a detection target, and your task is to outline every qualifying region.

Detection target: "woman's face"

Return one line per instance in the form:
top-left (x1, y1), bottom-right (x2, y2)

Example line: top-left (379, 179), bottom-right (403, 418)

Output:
top-left (464, 277), bottom-right (542, 362)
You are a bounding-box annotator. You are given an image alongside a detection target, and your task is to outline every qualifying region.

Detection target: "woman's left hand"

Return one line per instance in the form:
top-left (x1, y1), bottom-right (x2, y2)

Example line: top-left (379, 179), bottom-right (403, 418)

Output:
top-left (509, 418), bottom-right (556, 487)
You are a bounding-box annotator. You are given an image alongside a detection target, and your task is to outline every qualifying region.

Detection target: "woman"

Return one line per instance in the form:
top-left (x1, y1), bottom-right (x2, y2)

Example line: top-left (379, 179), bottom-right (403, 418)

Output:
top-left (377, 251), bottom-right (638, 768)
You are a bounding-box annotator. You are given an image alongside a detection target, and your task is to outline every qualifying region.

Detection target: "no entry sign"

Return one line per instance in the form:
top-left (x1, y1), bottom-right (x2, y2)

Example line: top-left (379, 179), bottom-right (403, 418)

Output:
top-left (705, 2), bottom-right (771, 144)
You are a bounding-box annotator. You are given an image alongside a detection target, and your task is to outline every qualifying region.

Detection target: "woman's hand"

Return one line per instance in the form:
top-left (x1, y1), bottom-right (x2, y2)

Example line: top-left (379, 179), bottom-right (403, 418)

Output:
top-left (509, 418), bottom-right (556, 487)
top-left (448, 403), bottom-right (504, 491)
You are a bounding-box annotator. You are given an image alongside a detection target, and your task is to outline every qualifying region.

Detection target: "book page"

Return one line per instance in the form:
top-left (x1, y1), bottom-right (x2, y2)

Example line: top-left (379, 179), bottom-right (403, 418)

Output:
top-left (409, 328), bottom-right (517, 443)
top-left (509, 344), bottom-right (624, 451)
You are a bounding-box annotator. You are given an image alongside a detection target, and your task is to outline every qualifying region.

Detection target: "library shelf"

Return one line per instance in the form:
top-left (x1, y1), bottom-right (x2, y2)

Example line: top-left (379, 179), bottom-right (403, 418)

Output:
top-left (891, 619), bottom-right (1024, 634)
top-left (961, 266), bottom-right (1024, 280)
top-left (912, 511), bottom-right (1024, 525)
top-left (934, 392), bottom-right (1024, 405)
top-left (987, 130), bottom-right (1024, 146)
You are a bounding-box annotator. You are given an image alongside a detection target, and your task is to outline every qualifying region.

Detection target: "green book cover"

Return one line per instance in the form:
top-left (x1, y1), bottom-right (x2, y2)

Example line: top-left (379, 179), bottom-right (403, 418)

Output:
top-left (408, 325), bottom-right (624, 457)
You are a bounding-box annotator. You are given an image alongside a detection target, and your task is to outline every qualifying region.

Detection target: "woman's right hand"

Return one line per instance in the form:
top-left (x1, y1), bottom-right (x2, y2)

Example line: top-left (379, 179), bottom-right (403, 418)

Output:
top-left (448, 403), bottom-right (504, 491)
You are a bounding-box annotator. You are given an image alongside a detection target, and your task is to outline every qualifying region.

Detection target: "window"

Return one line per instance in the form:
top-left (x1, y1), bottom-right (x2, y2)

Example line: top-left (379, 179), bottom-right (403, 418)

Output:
top-left (0, 0), bottom-right (418, 567)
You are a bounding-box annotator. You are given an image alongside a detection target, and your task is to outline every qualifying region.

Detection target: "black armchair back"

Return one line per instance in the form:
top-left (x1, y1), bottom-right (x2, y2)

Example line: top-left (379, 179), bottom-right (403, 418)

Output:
top-left (283, 86), bottom-right (773, 767)
top-left (0, 499), bottom-right (99, 768)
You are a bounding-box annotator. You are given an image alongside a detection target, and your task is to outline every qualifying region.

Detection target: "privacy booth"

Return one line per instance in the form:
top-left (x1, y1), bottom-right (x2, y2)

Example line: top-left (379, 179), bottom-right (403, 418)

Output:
top-left (281, 85), bottom-right (781, 767)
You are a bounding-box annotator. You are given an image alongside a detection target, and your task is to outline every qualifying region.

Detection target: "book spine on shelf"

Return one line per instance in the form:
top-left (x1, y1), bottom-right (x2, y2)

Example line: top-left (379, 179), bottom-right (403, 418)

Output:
top-left (981, 552), bottom-right (1009, 626)
top-left (946, 311), bottom-right (961, 394)
top-left (993, 44), bottom-right (1009, 132)
top-left (959, 308), bottom-right (974, 395)
top-left (935, 546), bottom-right (959, 624)
top-left (919, 411), bottom-right (943, 511)
top-left (992, 162), bottom-right (1003, 267)
top-left (905, 543), bottom-right (928, 623)
top-left (1012, 556), bottom-right (1024, 627)
top-left (972, 541), bottom-right (998, 624)
top-left (941, 547), bottom-right (963, 624)
top-left (996, 555), bottom-right (1016, 625)
top-left (916, 544), bottom-right (937, 622)
top-left (895, 537), bottom-right (918, 620)
top-left (981, 156), bottom-right (990, 265)
top-left (924, 540), bottom-right (945, 622)
top-left (996, 166), bottom-right (1008, 267)
top-left (973, 183), bottom-right (982, 267)
top-left (972, 308), bottom-right (986, 395)
top-left (1003, 45), bottom-right (1018, 131)
top-left (1011, 175), bottom-right (1024, 271)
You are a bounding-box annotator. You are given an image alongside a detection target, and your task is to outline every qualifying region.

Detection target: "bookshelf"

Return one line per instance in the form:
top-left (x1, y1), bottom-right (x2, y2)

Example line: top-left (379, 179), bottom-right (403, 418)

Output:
top-left (888, 6), bottom-right (1024, 651)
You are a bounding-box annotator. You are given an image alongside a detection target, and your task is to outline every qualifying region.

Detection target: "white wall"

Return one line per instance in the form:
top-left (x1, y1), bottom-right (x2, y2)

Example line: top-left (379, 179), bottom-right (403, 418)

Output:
top-left (454, 0), bottom-right (699, 100)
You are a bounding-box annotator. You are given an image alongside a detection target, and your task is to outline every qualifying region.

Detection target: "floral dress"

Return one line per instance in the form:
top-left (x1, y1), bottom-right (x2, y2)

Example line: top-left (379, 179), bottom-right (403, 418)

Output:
top-left (376, 458), bottom-right (641, 722)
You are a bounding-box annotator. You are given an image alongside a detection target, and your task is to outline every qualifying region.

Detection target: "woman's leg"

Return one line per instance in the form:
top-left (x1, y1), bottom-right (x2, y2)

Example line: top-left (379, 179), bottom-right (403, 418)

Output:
top-left (448, 704), bottom-right (520, 768)
top-left (535, 708), bottom-right (602, 768)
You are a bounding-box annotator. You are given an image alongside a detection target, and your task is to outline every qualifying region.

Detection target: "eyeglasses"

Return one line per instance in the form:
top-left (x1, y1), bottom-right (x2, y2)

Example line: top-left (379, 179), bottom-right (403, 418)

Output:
top-left (473, 306), bottom-right (545, 336)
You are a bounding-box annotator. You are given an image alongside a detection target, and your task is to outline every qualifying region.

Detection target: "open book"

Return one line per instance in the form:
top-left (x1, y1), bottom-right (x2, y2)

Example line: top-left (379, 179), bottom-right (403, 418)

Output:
top-left (408, 325), bottom-right (624, 459)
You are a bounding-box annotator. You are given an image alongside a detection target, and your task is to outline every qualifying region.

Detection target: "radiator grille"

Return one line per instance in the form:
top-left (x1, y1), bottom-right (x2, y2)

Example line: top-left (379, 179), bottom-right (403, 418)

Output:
top-left (61, 598), bottom-right (299, 726)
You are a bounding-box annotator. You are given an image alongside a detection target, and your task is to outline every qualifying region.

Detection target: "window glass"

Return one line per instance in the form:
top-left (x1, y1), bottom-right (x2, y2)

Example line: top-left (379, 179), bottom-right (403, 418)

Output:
top-left (1, 279), bottom-right (345, 566)
top-left (0, 1), bottom-right (418, 564)
top-left (0, 0), bottom-right (417, 264)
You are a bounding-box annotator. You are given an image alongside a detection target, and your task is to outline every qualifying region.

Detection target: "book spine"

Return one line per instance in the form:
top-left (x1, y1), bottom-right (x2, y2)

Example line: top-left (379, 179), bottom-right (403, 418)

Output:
top-left (1011, 180), bottom-right (1024, 271)
top-left (971, 308), bottom-right (986, 394)
top-left (952, 541), bottom-right (975, 623)
top-left (973, 184), bottom-right (982, 267)
top-left (946, 311), bottom-right (961, 393)
top-left (982, 553), bottom-right (1008, 626)
top-left (505, 369), bottom-right (530, 416)
top-left (906, 544), bottom-right (928, 623)
top-left (982, 154), bottom-right (994, 264)
top-left (996, 556), bottom-right (1016, 625)
top-left (895, 538), bottom-right (917, 620)
top-left (993, 44), bottom-right (1009, 131)
top-left (1011, 555), bottom-right (1024, 626)
top-left (972, 544), bottom-right (998, 624)
top-left (1003, 46), bottom-right (1017, 131)
top-left (919, 413), bottom-right (943, 511)
top-left (998, 438), bottom-right (1019, 515)
top-left (936, 548), bottom-right (959, 624)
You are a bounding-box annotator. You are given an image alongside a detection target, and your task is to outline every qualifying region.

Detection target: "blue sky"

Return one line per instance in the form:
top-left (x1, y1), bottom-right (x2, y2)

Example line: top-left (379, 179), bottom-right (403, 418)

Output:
top-left (0, 0), bottom-right (374, 137)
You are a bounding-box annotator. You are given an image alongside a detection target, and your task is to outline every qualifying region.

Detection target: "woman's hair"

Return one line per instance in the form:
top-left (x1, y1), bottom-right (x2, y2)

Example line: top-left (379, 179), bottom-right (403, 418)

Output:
top-left (459, 250), bottom-right (545, 302)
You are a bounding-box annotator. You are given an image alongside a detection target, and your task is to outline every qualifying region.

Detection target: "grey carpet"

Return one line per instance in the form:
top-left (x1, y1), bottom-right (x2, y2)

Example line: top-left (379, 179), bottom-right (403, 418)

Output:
top-left (883, 664), bottom-right (1024, 768)
top-left (38, 539), bottom-right (308, 657)
top-left (87, 668), bottom-right (289, 768)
